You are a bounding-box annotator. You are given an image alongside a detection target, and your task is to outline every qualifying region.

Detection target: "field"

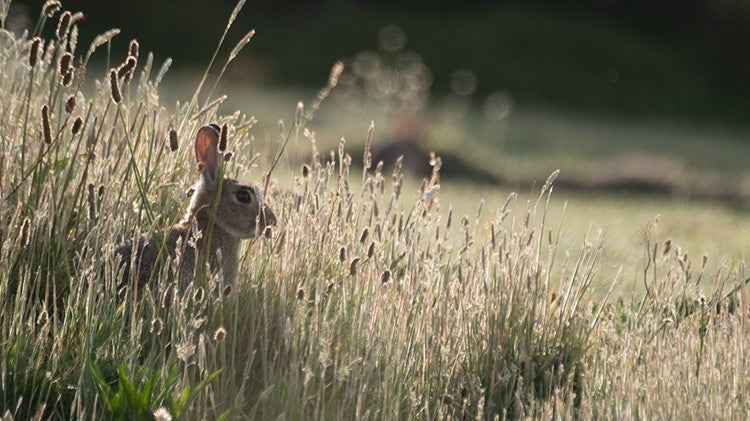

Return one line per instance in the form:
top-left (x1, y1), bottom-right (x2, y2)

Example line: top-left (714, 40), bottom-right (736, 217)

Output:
top-left (2, 2), bottom-right (750, 420)
top-left (202, 85), bottom-right (750, 297)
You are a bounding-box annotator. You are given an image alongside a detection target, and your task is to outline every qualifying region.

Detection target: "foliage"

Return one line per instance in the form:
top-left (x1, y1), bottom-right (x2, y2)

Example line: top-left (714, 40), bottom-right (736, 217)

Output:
top-left (0, 1), bottom-right (748, 419)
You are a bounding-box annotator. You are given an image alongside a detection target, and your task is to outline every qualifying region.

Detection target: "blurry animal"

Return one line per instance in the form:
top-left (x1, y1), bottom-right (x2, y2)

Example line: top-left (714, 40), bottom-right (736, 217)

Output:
top-left (373, 110), bottom-right (430, 175)
top-left (114, 124), bottom-right (276, 289)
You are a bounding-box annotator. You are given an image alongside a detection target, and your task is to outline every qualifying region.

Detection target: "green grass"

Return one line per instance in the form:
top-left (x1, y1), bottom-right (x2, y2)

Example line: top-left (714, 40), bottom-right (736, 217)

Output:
top-left (2, 2), bottom-right (750, 419)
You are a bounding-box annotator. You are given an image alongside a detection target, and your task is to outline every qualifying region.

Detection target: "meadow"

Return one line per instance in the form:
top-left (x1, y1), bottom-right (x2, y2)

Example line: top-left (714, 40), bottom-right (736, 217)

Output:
top-left (1, 1), bottom-right (750, 419)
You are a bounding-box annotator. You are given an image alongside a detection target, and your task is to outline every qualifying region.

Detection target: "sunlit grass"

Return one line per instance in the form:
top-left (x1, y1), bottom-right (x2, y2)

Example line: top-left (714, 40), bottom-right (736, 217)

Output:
top-left (1, 1), bottom-right (750, 420)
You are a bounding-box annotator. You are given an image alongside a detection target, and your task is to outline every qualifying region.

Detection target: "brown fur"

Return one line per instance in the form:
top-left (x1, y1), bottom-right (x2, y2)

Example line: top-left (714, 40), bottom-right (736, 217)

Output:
top-left (114, 125), bottom-right (276, 289)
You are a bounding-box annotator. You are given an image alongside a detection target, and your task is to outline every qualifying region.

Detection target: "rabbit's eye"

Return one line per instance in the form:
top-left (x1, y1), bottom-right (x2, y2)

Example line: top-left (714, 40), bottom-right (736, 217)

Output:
top-left (236, 188), bottom-right (254, 204)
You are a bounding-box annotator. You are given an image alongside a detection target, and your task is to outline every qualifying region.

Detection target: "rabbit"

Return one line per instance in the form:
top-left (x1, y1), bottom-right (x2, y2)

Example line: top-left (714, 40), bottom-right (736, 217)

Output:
top-left (114, 124), bottom-right (276, 290)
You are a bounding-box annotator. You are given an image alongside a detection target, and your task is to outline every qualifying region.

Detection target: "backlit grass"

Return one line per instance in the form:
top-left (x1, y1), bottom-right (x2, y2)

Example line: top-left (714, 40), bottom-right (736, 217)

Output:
top-left (1, 2), bottom-right (749, 419)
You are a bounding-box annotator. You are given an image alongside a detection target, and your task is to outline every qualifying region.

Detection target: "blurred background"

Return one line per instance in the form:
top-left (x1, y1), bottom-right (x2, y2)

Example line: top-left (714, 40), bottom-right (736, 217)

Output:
top-left (5, 0), bottom-right (750, 289)
top-left (6, 0), bottom-right (750, 192)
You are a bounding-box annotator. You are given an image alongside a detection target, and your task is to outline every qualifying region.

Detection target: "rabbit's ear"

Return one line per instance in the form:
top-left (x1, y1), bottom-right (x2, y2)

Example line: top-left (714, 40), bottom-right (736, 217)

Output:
top-left (195, 125), bottom-right (220, 189)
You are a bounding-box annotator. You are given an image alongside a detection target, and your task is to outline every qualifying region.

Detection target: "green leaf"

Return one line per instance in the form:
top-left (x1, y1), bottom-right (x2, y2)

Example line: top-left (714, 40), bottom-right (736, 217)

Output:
top-left (154, 365), bottom-right (180, 407)
top-left (191, 368), bottom-right (223, 398)
top-left (118, 366), bottom-right (144, 416)
top-left (217, 407), bottom-right (241, 421)
top-left (141, 371), bottom-right (160, 410)
top-left (172, 388), bottom-right (190, 420)
top-left (89, 361), bottom-right (115, 411)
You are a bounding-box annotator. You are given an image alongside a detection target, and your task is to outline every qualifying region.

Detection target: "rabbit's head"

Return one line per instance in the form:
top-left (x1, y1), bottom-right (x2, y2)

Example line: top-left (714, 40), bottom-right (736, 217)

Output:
top-left (186, 125), bottom-right (276, 239)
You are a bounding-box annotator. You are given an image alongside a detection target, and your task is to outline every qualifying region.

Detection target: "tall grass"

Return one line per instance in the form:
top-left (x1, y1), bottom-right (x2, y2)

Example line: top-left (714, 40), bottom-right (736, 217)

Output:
top-left (0, 2), bottom-right (749, 419)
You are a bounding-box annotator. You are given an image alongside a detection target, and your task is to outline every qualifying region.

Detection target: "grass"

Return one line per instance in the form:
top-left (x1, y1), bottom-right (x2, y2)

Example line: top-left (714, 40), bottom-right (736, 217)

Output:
top-left (193, 79), bottom-right (750, 203)
top-left (1, 1), bottom-right (750, 419)
top-left (385, 178), bottom-right (749, 299)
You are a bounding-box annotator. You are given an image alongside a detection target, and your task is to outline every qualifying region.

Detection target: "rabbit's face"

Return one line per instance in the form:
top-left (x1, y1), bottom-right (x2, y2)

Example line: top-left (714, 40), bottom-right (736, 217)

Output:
top-left (190, 124), bottom-right (277, 239)
top-left (188, 178), bottom-right (276, 240)
top-left (215, 179), bottom-right (276, 239)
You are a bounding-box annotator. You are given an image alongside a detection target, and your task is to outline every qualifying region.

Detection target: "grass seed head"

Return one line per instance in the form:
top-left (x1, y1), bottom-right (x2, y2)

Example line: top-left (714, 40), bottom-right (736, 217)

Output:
top-left (161, 283), bottom-right (174, 308)
top-left (117, 56), bottom-right (137, 83)
top-left (58, 52), bottom-right (72, 75)
top-left (328, 61), bottom-right (344, 87)
top-left (70, 11), bottom-right (85, 25)
top-left (62, 69), bottom-right (73, 86)
top-left (56, 11), bottom-right (72, 39)
top-left (223, 152), bottom-right (233, 162)
top-left (153, 407), bottom-right (172, 421)
top-left (213, 327), bottom-right (227, 342)
top-left (71, 117), bottom-right (83, 135)
top-left (219, 123), bottom-right (228, 151)
top-left (109, 69), bottom-right (121, 103)
top-left (150, 318), bottom-right (163, 335)
top-left (69, 24), bottom-right (79, 52)
top-left (65, 94), bottom-right (76, 113)
top-left (339, 246), bottom-right (346, 262)
top-left (18, 218), bottom-right (31, 247)
top-left (37, 310), bottom-right (48, 326)
top-left (42, 0), bottom-right (62, 17)
top-left (381, 269), bottom-right (391, 283)
top-left (295, 101), bottom-right (304, 127)
top-left (363, 121), bottom-right (374, 170)
top-left (349, 257), bottom-right (360, 276)
top-left (28, 37), bottom-right (41, 67)
top-left (168, 128), bottom-right (178, 151)
top-left (41, 105), bottom-right (52, 144)
top-left (193, 287), bottom-right (205, 303)
top-left (663, 239), bottom-right (672, 256)
top-left (128, 39), bottom-right (139, 58)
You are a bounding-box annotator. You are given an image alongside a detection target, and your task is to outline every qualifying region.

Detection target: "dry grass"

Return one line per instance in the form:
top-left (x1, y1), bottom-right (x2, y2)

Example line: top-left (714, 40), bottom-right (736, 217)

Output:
top-left (1, 2), bottom-right (749, 420)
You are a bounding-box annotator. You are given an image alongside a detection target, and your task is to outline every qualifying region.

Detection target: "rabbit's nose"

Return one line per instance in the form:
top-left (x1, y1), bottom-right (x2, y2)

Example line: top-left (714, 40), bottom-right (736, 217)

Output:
top-left (260, 205), bottom-right (277, 227)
